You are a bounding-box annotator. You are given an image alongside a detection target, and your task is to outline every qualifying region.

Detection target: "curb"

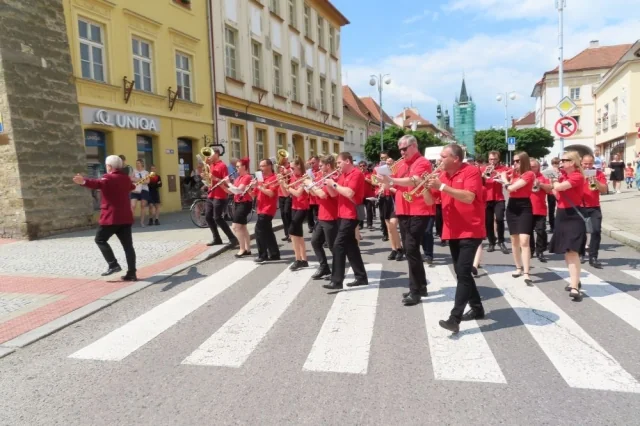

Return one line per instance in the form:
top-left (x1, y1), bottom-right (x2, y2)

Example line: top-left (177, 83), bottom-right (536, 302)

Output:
top-left (601, 222), bottom-right (640, 252)
top-left (0, 222), bottom-right (284, 358)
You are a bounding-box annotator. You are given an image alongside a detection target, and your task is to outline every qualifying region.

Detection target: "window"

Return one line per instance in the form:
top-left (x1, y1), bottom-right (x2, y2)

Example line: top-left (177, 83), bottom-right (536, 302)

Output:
top-left (329, 26), bottom-right (335, 54)
top-left (360, 132), bottom-right (364, 144)
top-left (251, 41), bottom-right (262, 87)
top-left (230, 124), bottom-right (243, 160)
top-left (333, 142), bottom-right (339, 155)
top-left (307, 70), bottom-right (314, 106)
top-left (612, 97), bottom-right (619, 125)
top-left (136, 135), bottom-right (154, 170)
top-left (78, 19), bottom-right (105, 82)
top-left (175, 53), bottom-right (192, 101)
top-left (273, 53), bottom-right (282, 95)
top-left (303, 4), bottom-right (311, 38)
top-left (289, 0), bottom-right (297, 28)
top-left (309, 138), bottom-right (316, 158)
top-left (255, 128), bottom-right (266, 170)
top-left (319, 76), bottom-right (326, 111)
top-left (224, 27), bottom-right (238, 79)
top-left (277, 132), bottom-right (287, 151)
top-left (322, 140), bottom-right (329, 154)
top-left (317, 16), bottom-right (324, 48)
top-left (269, 0), bottom-right (280, 15)
top-left (132, 38), bottom-right (153, 92)
top-left (350, 130), bottom-right (354, 143)
top-left (331, 83), bottom-right (337, 115)
top-left (570, 87), bottom-right (581, 100)
top-left (291, 62), bottom-right (299, 102)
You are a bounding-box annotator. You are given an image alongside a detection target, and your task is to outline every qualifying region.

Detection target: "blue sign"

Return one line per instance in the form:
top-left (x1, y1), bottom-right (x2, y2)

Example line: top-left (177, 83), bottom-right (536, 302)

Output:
top-left (508, 137), bottom-right (516, 146)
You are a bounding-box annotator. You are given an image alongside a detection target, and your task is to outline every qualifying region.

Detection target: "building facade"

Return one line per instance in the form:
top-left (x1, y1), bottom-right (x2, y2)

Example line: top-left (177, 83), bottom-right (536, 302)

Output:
top-left (512, 111), bottom-right (536, 130)
top-left (532, 41), bottom-right (631, 161)
top-left (62, 0), bottom-right (215, 213)
top-left (453, 79), bottom-right (476, 156)
top-left (594, 42), bottom-right (640, 163)
top-left (211, 0), bottom-right (348, 170)
top-left (341, 86), bottom-right (369, 162)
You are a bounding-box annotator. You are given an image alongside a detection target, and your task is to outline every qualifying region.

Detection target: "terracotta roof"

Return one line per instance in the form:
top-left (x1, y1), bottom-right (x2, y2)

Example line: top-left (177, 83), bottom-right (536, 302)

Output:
top-left (360, 97), bottom-right (394, 124)
top-left (342, 85), bottom-right (371, 122)
top-left (546, 44), bottom-right (632, 74)
top-left (394, 108), bottom-right (434, 129)
top-left (513, 111), bottom-right (536, 127)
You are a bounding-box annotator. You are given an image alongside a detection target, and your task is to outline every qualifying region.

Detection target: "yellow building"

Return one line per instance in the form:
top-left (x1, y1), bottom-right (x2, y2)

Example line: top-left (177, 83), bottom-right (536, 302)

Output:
top-left (63, 0), bottom-right (214, 213)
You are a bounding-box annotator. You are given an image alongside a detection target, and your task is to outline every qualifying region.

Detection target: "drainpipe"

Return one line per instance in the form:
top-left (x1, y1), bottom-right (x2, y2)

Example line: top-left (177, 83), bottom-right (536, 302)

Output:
top-left (245, 100), bottom-right (252, 158)
top-left (206, 0), bottom-right (219, 144)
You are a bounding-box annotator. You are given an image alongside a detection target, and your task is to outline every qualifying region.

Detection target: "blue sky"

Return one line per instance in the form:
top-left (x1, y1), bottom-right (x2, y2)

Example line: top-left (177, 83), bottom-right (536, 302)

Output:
top-left (332, 0), bottom-right (639, 131)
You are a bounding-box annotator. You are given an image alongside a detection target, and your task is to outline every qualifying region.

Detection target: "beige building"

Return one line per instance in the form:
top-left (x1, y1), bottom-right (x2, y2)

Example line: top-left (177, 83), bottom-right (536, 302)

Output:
top-left (341, 85), bottom-right (371, 162)
top-left (210, 0), bottom-right (348, 169)
top-left (594, 41), bottom-right (640, 162)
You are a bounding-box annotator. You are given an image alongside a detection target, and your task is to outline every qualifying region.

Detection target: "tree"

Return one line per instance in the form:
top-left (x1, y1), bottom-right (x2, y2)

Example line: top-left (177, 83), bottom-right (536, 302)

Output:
top-left (474, 128), bottom-right (554, 160)
top-left (364, 127), bottom-right (446, 163)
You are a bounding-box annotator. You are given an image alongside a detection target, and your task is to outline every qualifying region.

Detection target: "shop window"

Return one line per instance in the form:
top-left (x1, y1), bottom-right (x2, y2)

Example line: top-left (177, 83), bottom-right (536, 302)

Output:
top-left (255, 128), bottom-right (267, 171)
top-left (137, 134), bottom-right (154, 169)
top-left (230, 123), bottom-right (243, 160)
top-left (309, 138), bottom-right (316, 159)
top-left (322, 140), bottom-right (329, 155)
top-left (84, 130), bottom-right (106, 210)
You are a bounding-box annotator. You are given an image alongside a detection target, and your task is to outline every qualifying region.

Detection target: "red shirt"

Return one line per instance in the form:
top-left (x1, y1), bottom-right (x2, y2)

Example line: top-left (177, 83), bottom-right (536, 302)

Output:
top-left (207, 160), bottom-right (229, 200)
top-left (392, 152), bottom-right (434, 216)
top-left (255, 173), bottom-right (278, 217)
top-left (556, 170), bottom-right (584, 209)
top-left (529, 173), bottom-right (549, 216)
top-left (233, 174), bottom-right (253, 203)
top-left (290, 174), bottom-right (309, 210)
top-left (437, 164), bottom-right (486, 240)
top-left (316, 186), bottom-right (338, 221)
top-left (482, 165), bottom-right (509, 202)
top-left (336, 167), bottom-right (364, 219)
top-left (582, 169), bottom-right (606, 208)
top-left (509, 170), bottom-right (535, 198)
top-left (82, 170), bottom-right (135, 225)
top-left (309, 168), bottom-right (320, 205)
top-left (363, 172), bottom-right (376, 198)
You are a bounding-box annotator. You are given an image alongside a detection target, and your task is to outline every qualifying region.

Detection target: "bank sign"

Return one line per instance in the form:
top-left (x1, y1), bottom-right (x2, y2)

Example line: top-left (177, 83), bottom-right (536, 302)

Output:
top-left (82, 107), bottom-right (160, 132)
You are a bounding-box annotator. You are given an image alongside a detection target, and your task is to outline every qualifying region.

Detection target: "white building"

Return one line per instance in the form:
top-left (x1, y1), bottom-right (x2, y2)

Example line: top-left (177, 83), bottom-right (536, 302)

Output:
top-left (211, 0), bottom-right (349, 169)
top-left (341, 85), bottom-right (369, 162)
top-left (531, 41), bottom-right (631, 160)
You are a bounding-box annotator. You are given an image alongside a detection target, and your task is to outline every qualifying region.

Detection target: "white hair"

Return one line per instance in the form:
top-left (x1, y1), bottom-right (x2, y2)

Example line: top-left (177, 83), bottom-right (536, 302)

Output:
top-left (399, 135), bottom-right (417, 146)
top-left (105, 155), bottom-right (123, 169)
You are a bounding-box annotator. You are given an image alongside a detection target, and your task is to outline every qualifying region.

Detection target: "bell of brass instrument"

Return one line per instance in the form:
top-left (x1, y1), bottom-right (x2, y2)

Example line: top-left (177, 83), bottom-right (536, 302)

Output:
top-left (200, 146), bottom-right (213, 158)
top-left (390, 157), bottom-right (405, 175)
top-left (589, 176), bottom-right (598, 191)
top-left (532, 179), bottom-right (540, 192)
top-left (483, 165), bottom-right (495, 179)
top-left (402, 163), bottom-right (444, 203)
top-left (276, 149), bottom-right (289, 165)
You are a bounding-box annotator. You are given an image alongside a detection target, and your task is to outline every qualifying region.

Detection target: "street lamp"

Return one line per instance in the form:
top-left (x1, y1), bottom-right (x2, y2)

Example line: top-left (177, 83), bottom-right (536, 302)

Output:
top-left (369, 74), bottom-right (391, 155)
top-left (496, 92), bottom-right (517, 164)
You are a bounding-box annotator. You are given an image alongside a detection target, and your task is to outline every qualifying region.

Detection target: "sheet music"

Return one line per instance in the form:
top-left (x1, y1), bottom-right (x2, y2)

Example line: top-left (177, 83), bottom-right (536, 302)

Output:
top-left (376, 165), bottom-right (391, 176)
top-left (584, 169), bottom-right (596, 178)
top-left (255, 171), bottom-right (264, 182)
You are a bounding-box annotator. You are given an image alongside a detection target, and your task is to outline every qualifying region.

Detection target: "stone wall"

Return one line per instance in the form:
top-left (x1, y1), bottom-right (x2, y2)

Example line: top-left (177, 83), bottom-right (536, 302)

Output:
top-left (0, 0), bottom-right (94, 240)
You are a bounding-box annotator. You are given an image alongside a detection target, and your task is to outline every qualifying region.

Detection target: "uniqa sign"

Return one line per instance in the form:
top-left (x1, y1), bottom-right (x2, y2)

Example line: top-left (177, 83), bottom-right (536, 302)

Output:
top-left (82, 107), bottom-right (160, 132)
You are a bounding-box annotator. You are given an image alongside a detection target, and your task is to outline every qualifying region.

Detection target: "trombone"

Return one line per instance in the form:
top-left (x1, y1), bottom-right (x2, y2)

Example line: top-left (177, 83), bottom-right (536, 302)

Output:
top-left (133, 172), bottom-right (153, 185)
top-left (483, 164), bottom-right (495, 179)
top-left (402, 163), bottom-right (444, 203)
top-left (306, 168), bottom-right (341, 191)
top-left (390, 157), bottom-right (405, 174)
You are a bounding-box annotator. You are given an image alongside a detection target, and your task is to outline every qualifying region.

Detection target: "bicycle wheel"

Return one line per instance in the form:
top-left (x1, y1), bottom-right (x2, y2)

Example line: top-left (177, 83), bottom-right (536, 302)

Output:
top-left (190, 199), bottom-right (208, 228)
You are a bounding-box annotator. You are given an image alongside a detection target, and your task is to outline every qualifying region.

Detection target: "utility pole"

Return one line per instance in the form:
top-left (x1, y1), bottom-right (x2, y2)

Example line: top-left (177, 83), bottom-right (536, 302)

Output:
top-left (557, 0), bottom-right (566, 154)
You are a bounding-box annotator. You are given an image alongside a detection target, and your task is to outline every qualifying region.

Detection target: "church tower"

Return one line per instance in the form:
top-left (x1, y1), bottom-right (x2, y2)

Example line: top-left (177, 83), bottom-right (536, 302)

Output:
top-left (453, 78), bottom-right (477, 156)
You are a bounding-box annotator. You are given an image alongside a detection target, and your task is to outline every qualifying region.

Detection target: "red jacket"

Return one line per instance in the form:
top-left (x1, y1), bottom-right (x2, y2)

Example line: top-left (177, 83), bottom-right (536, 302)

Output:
top-left (83, 170), bottom-right (135, 225)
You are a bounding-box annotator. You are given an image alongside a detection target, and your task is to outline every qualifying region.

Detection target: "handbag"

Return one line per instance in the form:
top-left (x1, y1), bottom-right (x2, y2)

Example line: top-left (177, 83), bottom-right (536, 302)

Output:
top-left (559, 192), bottom-right (593, 233)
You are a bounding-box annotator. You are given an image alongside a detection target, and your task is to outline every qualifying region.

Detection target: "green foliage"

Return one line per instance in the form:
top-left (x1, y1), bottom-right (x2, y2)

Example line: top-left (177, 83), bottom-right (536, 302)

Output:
top-left (474, 128), bottom-right (554, 160)
top-left (364, 127), bottom-right (446, 163)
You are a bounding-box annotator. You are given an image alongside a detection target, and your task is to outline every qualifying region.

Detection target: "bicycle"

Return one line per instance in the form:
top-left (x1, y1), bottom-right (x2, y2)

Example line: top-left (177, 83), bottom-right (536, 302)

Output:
top-left (226, 197), bottom-right (256, 223)
top-left (190, 196), bottom-right (208, 228)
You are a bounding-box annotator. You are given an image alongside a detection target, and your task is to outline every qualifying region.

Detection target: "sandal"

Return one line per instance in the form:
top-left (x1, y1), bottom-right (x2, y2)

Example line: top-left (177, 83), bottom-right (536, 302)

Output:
top-left (512, 267), bottom-right (523, 278)
top-left (564, 281), bottom-right (582, 292)
top-left (569, 288), bottom-right (582, 301)
top-left (524, 272), bottom-right (533, 287)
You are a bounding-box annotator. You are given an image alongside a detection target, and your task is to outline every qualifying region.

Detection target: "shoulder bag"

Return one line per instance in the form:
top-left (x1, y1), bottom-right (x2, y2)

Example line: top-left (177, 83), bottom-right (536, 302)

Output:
top-left (559, 192), bottom-right (593, 233)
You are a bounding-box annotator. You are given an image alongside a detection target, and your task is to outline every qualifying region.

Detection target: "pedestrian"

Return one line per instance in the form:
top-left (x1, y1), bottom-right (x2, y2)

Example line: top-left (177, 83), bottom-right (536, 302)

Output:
top-left (253, 158), bottom-right (281, 264)
top-left (147, 165), bottom-right (162, 226)
top-left (280, 156), bottom-right (310, 271)
top-left (580, 154), bottom-right (607, 268)
top-left (481, 151), bottom-right (509, 254)
top-left (72, 155), bottom-right (138, 281)
top-left (528, 159), bottom-right (552, 263)
top-left (624, 163), bottom-right (634, 189)
top-left (203, 147), bottom-right (238, 247)
top-left (224, 157), bottom-right (253, 258)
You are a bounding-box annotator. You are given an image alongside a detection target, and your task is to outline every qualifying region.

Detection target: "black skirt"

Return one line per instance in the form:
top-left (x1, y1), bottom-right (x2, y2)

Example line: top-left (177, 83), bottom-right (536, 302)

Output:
top-left (506, 197), bottom-right (533, 235)
top-left (288, 208), bottom-right (307, 237)
top-left (549, 208), bottom-right (587, 254)
top-left (232, 201), bottom-right (253, 225)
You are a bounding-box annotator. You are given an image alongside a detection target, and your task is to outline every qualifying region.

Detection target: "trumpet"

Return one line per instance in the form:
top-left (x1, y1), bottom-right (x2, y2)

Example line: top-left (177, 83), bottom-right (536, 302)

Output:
top-left (402, 163), bottom-right (445, 203)
top-left (390, 157), bottom-right (405, 175)
top-left (306, 168), bottom-right (341, 191)
top-left (483, 165), bottom-right (495, 179)
top-left (532, 179), bottom-right (540, 192)
top-left (133, 174), bottom-right (151, 185)
top-left (588, 176), bottom-right (598, 191)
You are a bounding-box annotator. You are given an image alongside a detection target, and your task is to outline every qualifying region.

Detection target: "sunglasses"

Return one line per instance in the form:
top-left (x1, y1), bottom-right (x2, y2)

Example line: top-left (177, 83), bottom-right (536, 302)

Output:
top-left (513, 159), bottom-right (520, 163)
top-left (560, 159), bottom-right (571, 162)
top-left (399, 147), bottom-right (409, 152)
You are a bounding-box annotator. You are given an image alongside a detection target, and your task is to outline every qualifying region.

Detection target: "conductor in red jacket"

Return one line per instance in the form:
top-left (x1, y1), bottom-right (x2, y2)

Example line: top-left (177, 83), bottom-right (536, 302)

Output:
top-left (73, 155), bottom-right (138, 281)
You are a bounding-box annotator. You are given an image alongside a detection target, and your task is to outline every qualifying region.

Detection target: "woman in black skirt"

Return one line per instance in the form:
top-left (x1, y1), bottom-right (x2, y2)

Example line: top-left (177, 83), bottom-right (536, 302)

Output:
top-left (226, 157), bottom-right (254, 258)
top-left (499, 152), bottom-right (535, 285)
top-left (280, 156), bottom-right (310, 271)
top-left (549, 151), bottom-right (586, 300)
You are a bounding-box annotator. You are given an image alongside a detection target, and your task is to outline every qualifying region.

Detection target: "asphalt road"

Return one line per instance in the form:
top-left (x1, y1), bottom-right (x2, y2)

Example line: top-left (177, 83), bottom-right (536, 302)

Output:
top-left (1, 220), bottom-right (640, 425)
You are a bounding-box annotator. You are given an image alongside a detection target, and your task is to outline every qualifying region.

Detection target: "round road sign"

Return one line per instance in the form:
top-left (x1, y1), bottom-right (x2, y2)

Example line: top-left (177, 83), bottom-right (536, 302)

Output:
top-left (554, 116), bottom-right (578, 138)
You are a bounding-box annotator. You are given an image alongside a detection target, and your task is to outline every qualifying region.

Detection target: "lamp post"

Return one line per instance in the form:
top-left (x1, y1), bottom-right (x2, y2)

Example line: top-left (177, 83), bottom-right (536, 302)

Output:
top-left (369, 74), bottom-right (391, 155)
top-left (556, 0), bottom-right (566, 153)
top-left (496, 92), bottom-right (517, 165)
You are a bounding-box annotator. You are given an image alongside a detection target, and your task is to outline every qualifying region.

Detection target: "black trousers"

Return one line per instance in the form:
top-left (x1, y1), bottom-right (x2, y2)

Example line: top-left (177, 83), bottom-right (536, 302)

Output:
top-left (398, 215), bottom-right (430, 294)
top-left (529, 215), bottom-right (548, 255)
top-left (547, 195), bottom-right (556, 231)
top-left (307, 204), bottom-right (319, 230)
top-left (421, 216), bottom-right (435, 257)
top-left (449, 238), bottom-right (483, 322)
top-left (95, 224), bottom-right (136, 273)
top-left (331, 219), bottom-right (368, 285)
top-left (255, 214), bottom-right (280, 259)
top-left (583, 207), bottom-right (603, 259)
top-left (311, 220), bottom-right (338, 269)
top-left (435, 204), bottom-right (443, 238)
top-left (205, 198), bottom-right (235, 241)
top-left (485, 200), bottom-right (506, 245)
top-left (378, 197), bottom-right (386, 234)
top-left (359, 199), bottom-right (375, 228)
top-left (279, 196), bottom-right (292, 237)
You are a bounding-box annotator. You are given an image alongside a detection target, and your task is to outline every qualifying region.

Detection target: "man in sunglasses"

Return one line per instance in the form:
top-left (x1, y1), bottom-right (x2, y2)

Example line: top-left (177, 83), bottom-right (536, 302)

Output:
top-left (481, 151), bottom-right (510, 254)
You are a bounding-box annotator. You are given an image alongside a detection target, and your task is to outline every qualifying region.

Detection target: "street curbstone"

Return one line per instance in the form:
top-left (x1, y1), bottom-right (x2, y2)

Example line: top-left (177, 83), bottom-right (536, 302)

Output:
top-left (602, 222), bottom-right (640, 251)
top-left (0, 347), bottom-right (15, 359)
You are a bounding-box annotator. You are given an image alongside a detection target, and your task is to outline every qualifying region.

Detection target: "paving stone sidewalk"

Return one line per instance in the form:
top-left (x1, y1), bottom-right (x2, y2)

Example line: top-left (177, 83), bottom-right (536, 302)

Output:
top-left (599, 188), bottom-right (640, 250)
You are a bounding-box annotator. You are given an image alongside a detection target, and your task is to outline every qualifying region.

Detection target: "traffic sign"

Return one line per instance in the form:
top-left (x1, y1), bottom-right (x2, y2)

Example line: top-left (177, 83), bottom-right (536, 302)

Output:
top-left (556, 96), bottom-right (577, 117)
top-left (554, 116), bottom-right (578, 138)
top-left (507, 137), bottom-right (516, 151)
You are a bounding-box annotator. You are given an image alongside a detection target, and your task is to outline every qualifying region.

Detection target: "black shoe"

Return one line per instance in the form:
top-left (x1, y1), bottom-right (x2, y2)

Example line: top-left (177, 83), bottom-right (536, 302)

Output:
top-left (499, 243), bottom-right (509, 254)
top-left (439, 317), bottom-right (460, 333)
top-left (387, 250), bottom-right (398, 260)
top-left (268, 255), bottom-right (281, 261)
top-left (323, 242), bottom-right (329, 249)
top-left (101, 265), bottom-right (122, 276)
top-left (227, 238), bottom-right (239, 248)
top-left (402, 288), bottom-right (427, 298)
top-left (154, 219), bottom-right (159, 225)
top-left (471, 266), bottom-right (478, 276)
top-left (589, 258), bottom-right (603, 269)
top-left (395, 250), bottom-right (405, 261)
top-left (537, 254), bottom-right (547, 263)
top-left (382, 236), bottom-right (389, 242)
top-left (564, 282), bottom-right (582, 291)
top-left (323, 282), bottom-right (343, 290)
top-left (424, 255), bottom-right (433, 265)
top-left (402, 292), bottom-right (422, 306)
top-left (440, 240), bottom-right (447, 247)
top-left (289, 260), bottom-right (302, 271)
top-left (281, 236), bottom-right (289, 241)
top-left (487, 244), bottom-right (495, 253)
top-left (580, 255), bottom-right (587, 264)
top-left (254, 257), bottom-right (267, 264)
top-left (298, 260), bottom-right (309, 268)
top-left (461, 309), bottom-right (485, 321)
top-left (207, 239), bottom-right (223, 246)
top-left (148, 219), bottom-right (153, 226)
top-left (346, 280), bottom-right (368, 288)
top-left (234, 251), bottom-right (252, 258)
top-left (121, 272), bottom-right (138, 282)
top-left (569, 288), bottom-right (582, 301)
top-left (312, 266), bottom-right (331, 280)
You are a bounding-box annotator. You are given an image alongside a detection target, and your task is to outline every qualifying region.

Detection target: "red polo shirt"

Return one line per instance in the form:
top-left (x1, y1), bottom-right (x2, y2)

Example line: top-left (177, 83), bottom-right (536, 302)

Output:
top-left (437, 163), bottom-right (486, 240)
top-left (392, 152), bottom-right (433, 216)
top-left (336, 167), bottom-right (364, 220)
top-left (530, 173), bottom-right (549, 216)
top-left (255, 173), bottom-right (278, 217)
top-left (482, 165), bottom-right (509, 202)
top-left (509, 170), bottom-right (535, 198)
top-left (290, 174), bottom-right (310, 210)
top-left (556, 170), bottom-right (584, 209)
top-left (317, 186), bottom-right (338, 221)
top-left (582, 169), bottom-right (606, 208)
top-left (233, 174), bottom-right (253, 203)
top-left (207, 160), bottom-right (229, 200)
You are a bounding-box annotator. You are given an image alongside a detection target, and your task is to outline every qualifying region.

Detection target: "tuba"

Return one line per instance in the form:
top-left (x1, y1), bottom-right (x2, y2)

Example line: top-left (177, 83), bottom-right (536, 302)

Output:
top-left (276, 149), bottom-right (289, 165)
top-left (196, 153), bottom-right (212, 187)
top-left (200, 146), bottom-right (214, 158)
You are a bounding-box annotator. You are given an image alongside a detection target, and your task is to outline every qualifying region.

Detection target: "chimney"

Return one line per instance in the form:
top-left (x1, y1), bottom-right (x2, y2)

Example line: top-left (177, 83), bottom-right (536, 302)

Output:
top-left (590, 40), bottom-right (600, 48)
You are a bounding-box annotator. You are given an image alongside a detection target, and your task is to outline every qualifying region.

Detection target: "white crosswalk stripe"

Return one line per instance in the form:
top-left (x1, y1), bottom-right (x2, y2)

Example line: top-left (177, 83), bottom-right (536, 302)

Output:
top-left (622, 269), bottom-right (640, 282)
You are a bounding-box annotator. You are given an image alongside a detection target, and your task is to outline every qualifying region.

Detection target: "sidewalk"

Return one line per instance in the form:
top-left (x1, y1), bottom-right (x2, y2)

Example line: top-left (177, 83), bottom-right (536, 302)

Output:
top-left (600, 188), bottom-right (640, 250)
top-left (0, 211), bottom-right (282, 354)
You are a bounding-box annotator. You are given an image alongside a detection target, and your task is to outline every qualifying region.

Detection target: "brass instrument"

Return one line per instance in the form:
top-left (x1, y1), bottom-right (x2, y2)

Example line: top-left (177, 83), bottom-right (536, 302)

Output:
top-left (371, 175), bottom-right (379, 185)
top-left (532, 179), bottom-right (540, 192)
top-left (196, 154), bottom-right (212, 187)
top-left (390, 157), bottom-right (405, 175)
top-left (133, 173), bottom-right (151, 185)
top-left (276, 149), bottom-right (289, 165)
top-left (483, 165), bottom-right (495, 179)
top-left (306, 168), bottom-right (341, 191)
top-left (403, 163), bottom-right (445, 202)
top-left (287, 173), bottom-right (312, 188)
top-left (200, 146), bottom-right (214, 158)
top-left (589, 176), bottom-right (598, 191)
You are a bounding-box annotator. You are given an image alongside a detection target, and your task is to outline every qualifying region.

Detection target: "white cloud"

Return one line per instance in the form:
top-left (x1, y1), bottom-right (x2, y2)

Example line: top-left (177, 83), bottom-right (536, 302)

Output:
top-left (402, 9), bottom-right (439, 24)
